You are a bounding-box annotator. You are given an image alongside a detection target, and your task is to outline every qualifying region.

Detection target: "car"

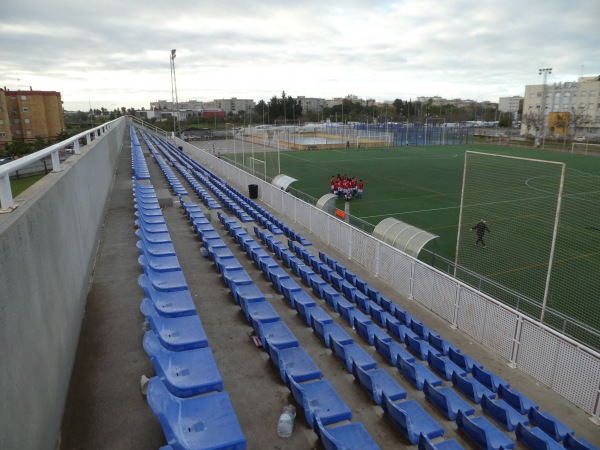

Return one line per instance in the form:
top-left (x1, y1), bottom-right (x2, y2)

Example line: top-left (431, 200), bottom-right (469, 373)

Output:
top-left (0, 156), bottom-right (13, 166)
top-left (573, 136), bottom-right (586, 142)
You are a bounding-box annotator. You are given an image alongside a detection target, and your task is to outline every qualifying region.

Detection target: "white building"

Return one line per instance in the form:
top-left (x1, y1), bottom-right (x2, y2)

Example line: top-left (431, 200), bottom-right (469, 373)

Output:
top-left (521, 76), bottom-right (600, 138)
top-left (498, 96), bottom-right (523, 121)
top-left (213, 97), bottom-right (255, 116)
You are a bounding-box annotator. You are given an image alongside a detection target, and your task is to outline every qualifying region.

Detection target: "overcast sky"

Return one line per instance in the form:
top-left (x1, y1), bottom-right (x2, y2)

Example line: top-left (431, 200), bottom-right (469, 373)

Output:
top-left (2, 0), bottom-right (599, 111)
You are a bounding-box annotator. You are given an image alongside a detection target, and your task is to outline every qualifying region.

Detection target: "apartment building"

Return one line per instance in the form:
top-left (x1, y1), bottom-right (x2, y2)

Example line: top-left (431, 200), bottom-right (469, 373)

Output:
top-left (213, 97), bottom-right (255, 116)
top-left (498, 96), bottom-right (523, 121)
top-left (0, 88), bottom-right (65, 146)
top-left (521, 76), bottom-right (600, 137)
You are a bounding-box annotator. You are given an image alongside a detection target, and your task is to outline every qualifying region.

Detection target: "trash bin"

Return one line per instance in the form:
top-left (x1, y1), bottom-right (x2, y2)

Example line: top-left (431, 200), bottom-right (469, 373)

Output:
top-left (248, 184), bottom-right (258, 199)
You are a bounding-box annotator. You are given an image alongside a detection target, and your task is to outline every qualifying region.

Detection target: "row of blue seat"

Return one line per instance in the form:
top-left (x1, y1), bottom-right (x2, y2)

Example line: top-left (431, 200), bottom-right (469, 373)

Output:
top-left (301, 241), bottom-right (595, 450)
top-left (139, 133), bottom-right (380, 449)
top-left (131, 128), bottom-right (246, 450)
top-left (154, 139), bottom-right (314, 246)
top-left (250, 227), bottom-right (462, 447)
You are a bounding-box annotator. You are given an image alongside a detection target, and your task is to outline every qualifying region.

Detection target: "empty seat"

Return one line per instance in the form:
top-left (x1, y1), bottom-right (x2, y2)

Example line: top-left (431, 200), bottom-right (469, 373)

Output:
top-left (419, 435), bottom-right (464, 450)
top-left (497, 384), bottom-right (538, 415)
top-left (448, 347), bottom-right (483, 373)
top-left (331, 342), bottom-right (377, 373)
top-left (146, 377), bottom-right (246, 450)
top-left (427, 352), bottom-right (467, 381)
top-left (382, 395), bottom-right (445, 445)
top-left (270, 346), bottom-right (323, 386)
top-left (452, 372), bottom-right (496, 404)
top-left (138, 275), bottom-right (197, 317)
top-left (143, 331), bottom-right (223, 398)
top-left (291, 290), bottom-right (317, 323)
top-left (255, 320), bottom-right (299, 356)
top-left (564, 433), bottom-right (598, 450)
top-left (472, 365), bottom-right (510, 393)
top-left (140, 298), bottom-right (208, 351)
top-left (397, 358), bottom-right (443, 391)
top-left (318, 322), bottom-right (354, 348)
top-left (289, 378), bottom-right (352, 430)
top-left (374, 334), bottom-right (416, 366)
top-left (308, 305), bottom-right (333, 330)
top-left (456, 411), bottom-right (515, 450)
top-left (516, 423), bottom-right (564, 450)
top-left (423, 380), bottom-right (475, 420)
top-left (481, 395), bottom-right (529, 432)
top-left (353, 363), bottom-right (407, 406)
top-left (244, 299), bottom-right (280, 332)
top-left (428, 334), bottom-right (460, 356)
top-left (528, 408), bottom-right (573, 442)
top-left (405, 334), bottom-right (442, 361)
top-left (316, 418), bottom-right (380, 450)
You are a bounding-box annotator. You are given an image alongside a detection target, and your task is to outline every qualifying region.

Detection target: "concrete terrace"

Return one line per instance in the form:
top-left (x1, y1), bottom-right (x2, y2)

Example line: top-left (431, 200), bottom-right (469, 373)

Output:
top-left (57, 130), bottom-right (599, 450)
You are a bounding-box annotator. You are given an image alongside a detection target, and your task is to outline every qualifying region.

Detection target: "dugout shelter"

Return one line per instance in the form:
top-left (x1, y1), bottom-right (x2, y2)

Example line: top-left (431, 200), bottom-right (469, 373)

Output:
top-left (373, 217), bottom-right (438, 258)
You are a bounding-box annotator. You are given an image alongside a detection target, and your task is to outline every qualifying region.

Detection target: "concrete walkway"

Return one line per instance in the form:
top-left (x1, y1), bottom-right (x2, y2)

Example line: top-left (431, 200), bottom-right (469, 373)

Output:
top-left (59, 135), bottom-right (600, 449)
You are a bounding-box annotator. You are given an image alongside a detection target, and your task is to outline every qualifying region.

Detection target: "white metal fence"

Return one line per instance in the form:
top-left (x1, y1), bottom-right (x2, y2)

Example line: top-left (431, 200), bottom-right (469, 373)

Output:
top-left (137, 119), bottom-right (600, 421)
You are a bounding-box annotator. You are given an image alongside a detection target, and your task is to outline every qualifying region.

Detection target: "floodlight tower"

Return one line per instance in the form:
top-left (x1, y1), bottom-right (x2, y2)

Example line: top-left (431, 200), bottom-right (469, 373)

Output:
top-left (539, 67), bottom-right (552, 147)
top-left (170, 49), bottom-right (180, 137)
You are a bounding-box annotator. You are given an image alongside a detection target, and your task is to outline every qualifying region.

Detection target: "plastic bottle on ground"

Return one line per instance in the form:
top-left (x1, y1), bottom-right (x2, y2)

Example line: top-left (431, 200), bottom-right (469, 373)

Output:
top-left (277, 404), bottom-right (296, 438)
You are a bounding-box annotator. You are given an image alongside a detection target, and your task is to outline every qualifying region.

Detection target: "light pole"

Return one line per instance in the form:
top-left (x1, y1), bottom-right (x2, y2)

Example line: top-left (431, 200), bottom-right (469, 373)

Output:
top-left (539, 68), bottom-right (552, 148)
top-left (225, 123), bottom-right (237, 166)
top-left (170, 49), bottom-right (180, 138)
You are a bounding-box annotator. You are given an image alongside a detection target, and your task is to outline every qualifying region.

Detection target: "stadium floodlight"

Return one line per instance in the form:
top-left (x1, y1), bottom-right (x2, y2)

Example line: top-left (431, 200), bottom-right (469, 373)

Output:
top-left (538, 68), bottom-right (552, 148)
top-left (170, 49), bottom-right (180, 138)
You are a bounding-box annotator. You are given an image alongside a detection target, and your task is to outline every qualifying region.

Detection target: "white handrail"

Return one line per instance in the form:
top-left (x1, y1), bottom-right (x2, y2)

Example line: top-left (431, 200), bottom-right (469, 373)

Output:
top-left (0, 117), bottom-right (124, 212)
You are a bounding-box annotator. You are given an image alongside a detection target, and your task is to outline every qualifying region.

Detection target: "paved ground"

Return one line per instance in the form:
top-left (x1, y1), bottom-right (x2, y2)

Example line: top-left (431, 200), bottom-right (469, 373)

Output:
top-left (59, 136), bottom-right (600, 449)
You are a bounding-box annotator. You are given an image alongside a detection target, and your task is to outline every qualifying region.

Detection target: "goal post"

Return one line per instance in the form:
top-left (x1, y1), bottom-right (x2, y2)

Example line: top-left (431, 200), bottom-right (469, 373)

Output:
top-left (571, 142), bottom-right (600, 155)
top-left (247, 156), bottom-right (267, 181)
top-left (455, 151), bottom-right (565, 317)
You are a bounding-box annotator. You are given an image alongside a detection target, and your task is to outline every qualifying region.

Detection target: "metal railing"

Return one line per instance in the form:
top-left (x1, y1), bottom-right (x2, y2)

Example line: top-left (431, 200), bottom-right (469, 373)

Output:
top-left (0, 117), bottom-right (124, 212)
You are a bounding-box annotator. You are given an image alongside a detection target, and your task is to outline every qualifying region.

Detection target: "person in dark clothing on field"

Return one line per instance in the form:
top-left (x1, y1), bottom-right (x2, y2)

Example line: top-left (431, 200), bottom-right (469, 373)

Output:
top-left (470, 219), bottom-right (490, 247)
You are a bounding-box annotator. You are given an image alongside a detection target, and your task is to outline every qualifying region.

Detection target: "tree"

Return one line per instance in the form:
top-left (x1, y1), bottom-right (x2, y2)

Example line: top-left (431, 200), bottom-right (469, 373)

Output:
top-left (522, 109), bottom-right (543, 138)
top-left (5, 140), bottom-right (31, 159)
top-left (569, 106), bottom-right (592, 137)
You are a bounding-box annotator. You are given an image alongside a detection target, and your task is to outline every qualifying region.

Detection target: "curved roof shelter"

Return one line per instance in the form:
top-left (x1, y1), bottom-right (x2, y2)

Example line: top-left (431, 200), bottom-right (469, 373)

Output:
top-left (272, 174), bottom-right (298, 191)
top-left (373, 217), bottom-right (438, 258)
top-left (316, 193), bottom-right (338, 215)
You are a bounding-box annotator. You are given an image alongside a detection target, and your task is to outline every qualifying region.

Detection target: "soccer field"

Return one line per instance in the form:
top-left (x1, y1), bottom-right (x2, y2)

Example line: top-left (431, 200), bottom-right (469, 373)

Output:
top-left (226, 143), bottom-right (600, 349)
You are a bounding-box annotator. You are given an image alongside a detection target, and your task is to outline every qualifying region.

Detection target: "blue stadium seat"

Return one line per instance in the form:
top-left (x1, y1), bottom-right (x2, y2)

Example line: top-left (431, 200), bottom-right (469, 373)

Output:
top-left (331, 342), bottom-right (377, 373)
top-left (397, 358), bottom-right (443, 391)
top-left (353, 363), bottom-right (407, 406)
top-left (138, 275), bottom-right (197, 317)
top-left (405, 334), bottom-right (442, 361)
top-left (308, 305), bottom-right (333, 330)
top-left (316, 418), bottom-right (380, 450)
top-left (245, 299), bottom-right (281, 332)
top-left (419, 435), bottom-right (465, 450)
top-left (528, 408), bottom-right (574, 442)
top-left (289, 378), bottom-right (352, 430)
top-left (456, 411), bottom-right (515, 450)
top-left (472, 365), bottom-right (510, 393)
top-left (291, 290), bottom-right (317, 324)
top-left (423, 380), bottom-right (475, 420)
top-left (143, 331), bottom-right (223, 398)
top-left (564, 433), bottom-right (598, 450)
top-left (317, 322), bottom-right (353, 348)
top-left (427, 352), bottom-right (467, 381)
top-left (381, 395), bottom-right (445, 445)
top-left (270, 346), bottom-right (323, 386)
top-left (497, 384), bottom-right (538, 415)
top-left (146, 377), bottom-right (246, 450)
top-left (138, 252), bottom-right (181, 274)
top-left (374, 334), bottom-right (416, 366)
top-left (140, 298), bottom-right (208, 351)
top-left (516, 423), bottom-right (564, 450)
top-left (449, 347), bottom-right (483, 373)
top-left (255, 320), bottom-right (299, 356)
top-left (452, 372), bottom-right (496, 404)
top-left (428, 334), bottom-right (460, 356)
top-left (481, 395), bottom-right (529, 432)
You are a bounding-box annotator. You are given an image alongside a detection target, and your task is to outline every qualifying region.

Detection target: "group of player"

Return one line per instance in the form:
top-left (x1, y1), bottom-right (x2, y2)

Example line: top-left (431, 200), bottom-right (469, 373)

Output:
top-left (330, 174), bottom-right (364, 201)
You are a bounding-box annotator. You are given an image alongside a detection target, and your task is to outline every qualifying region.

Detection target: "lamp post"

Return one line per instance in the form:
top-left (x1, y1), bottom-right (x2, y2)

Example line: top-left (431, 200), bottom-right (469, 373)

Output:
top-left (170, 49), bottom-right (180, 138)
top-left (225, 123), bottom-right (236, 166)
top-left (539, 68), bottom-right (552, 149)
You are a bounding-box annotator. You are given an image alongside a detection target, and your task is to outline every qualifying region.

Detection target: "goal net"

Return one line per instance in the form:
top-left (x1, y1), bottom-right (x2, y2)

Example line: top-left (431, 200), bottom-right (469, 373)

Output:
top-left (247, 156), bottom-right (267, 181)
top-left (455, 151), bottom-right (565, 316)
top-left (571, 142), bottom-right (600, 155)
